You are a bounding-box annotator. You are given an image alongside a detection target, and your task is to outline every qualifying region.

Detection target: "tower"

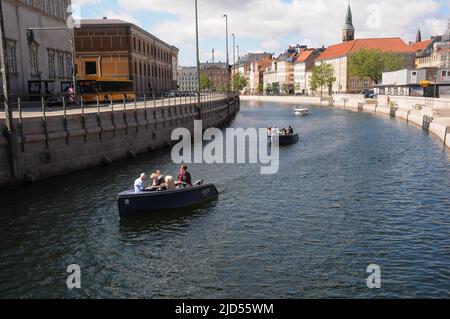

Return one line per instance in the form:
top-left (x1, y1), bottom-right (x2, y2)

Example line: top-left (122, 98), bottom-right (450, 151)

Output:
top-left (416, 28), bottom-right (422, 42)
top-left (212, 48), bottom-right (215, 63)
top-left (342, 4), bottom-right (355, 42)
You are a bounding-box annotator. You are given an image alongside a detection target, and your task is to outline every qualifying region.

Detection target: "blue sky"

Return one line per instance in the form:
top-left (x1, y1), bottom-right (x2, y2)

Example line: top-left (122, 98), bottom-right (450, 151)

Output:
top-left (73, 0), bottom-right (450, 66)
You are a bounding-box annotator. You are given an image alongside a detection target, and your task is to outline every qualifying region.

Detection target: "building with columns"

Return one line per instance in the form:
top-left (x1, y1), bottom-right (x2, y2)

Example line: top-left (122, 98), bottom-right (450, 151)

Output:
top-left (75, 18), bottom-right (178, 94)
top-left (177, 66), bottom-right (198, 92)
top-left (1, 0), bottom-right (74, 99)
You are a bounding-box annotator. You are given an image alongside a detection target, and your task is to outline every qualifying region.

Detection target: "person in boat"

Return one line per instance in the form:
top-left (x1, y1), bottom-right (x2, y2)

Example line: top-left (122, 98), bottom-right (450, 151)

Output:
top-left (177, 164), bottom-right (192, 187)
top-left (288, 126), bottom-right (294, 135)
top-left (147, 170), bottom-right (168, 191)
top-left (134, 173), bottom-right (148, 193)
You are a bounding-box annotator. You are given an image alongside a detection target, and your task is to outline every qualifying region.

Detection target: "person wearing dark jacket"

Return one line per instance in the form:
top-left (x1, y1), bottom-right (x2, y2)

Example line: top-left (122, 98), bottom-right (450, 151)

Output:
top-left (177, 164), bottom-right (192, 186)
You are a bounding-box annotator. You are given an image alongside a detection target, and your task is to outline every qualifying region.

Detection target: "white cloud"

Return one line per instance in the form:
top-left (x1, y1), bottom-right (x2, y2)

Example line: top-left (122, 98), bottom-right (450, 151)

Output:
top-left (90, 0), bottom-right (448, 64)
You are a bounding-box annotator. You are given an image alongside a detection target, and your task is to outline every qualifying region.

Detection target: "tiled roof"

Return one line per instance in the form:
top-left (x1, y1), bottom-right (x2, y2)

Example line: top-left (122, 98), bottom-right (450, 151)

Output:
top-left (409, 39), bottom-right (433, 52)
top-left (316, 38), bottom-right (416, 61)
top-left (295, 50), bottom-right (315, 63)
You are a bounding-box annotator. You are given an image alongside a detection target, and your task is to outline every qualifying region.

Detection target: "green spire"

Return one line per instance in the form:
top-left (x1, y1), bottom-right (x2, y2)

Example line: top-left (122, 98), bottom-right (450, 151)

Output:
top-left (344, 4), bottom-right (354, 30)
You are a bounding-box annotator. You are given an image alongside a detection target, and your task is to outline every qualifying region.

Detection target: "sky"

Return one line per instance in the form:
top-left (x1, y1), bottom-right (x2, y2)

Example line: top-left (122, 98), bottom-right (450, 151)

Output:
top-left (72, 0), bottom-right (450, 66)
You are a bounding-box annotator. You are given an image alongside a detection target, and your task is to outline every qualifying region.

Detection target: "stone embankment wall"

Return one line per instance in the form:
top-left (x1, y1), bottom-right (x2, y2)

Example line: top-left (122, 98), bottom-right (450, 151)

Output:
top-left (0, 95), bottom-right (240, 187)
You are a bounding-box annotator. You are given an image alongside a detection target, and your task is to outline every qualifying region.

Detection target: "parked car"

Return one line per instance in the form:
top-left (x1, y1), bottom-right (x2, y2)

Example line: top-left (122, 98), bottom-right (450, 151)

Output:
top-left (361, 89), bottom-right (375, 99)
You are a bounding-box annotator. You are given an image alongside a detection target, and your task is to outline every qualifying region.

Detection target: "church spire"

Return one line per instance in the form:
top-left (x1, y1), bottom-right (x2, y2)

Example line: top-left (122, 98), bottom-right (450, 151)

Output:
top-left (343, 3), bottom-right (355, 42)
top-left (416, 28), bottom-right (422, 42)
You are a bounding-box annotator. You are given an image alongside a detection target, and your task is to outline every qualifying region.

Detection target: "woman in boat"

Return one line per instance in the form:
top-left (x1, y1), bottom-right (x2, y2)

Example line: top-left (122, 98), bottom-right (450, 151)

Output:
top-left (177, 164), bottom-right (192, 187)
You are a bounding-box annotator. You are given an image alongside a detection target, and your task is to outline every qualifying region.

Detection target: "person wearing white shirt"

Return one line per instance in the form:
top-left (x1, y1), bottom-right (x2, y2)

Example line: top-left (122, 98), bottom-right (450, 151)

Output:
top-left (134, 173), bottom-right (148, 193)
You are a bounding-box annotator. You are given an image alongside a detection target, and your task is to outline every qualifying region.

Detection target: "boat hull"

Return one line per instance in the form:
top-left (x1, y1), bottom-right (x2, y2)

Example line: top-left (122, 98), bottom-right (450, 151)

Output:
top-left (269, 134), bottom-right (299, 146)
top-left (117, 184), bottom-right (219, 219)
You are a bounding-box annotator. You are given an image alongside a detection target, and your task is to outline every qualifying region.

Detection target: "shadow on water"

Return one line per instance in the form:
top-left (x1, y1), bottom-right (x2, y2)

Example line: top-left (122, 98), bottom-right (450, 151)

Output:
top-left (118, 199), bottom-right (219, 234)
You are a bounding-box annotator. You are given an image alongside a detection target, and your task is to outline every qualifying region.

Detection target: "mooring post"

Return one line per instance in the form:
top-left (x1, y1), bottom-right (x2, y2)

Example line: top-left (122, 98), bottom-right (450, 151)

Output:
top-left (62, 97), bottom-right (69, 145)
top-left (96, 96), bottom-right (102, 140)
top-left (134, 96), bottom-right (138, 133)
top-left (123, 98), bottom-right (128, 135)
top-left (17, 96), bottom-right (24, 152)
top-left (110, 99), bottom-right (116, 137)
top-left (41, 97), bottom-right (49, 149)
top-left (80, 97), bottom-right (87, 142)
top-left (144, 94), bottom-right (149, 130)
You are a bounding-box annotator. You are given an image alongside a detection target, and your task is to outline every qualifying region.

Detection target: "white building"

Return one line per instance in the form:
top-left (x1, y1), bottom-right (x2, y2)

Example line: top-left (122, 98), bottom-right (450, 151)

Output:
top-left (177, 66), bottom-right (198, 92)
top-left (1, 0), bottom-right (74, 99)
top-left (294, 49), bottom-right (321, 95)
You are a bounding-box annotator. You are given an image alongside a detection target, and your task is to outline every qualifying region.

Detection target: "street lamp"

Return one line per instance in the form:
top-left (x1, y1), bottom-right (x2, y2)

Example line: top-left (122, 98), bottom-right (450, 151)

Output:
top-left (195, 0), bottom-right (201, 110)
top-left (231, 33), bottom-right (235, 77)
top-left (223, 14), bottom-right (230, 93)
top-left (26, 27), bottom-right (77, 95)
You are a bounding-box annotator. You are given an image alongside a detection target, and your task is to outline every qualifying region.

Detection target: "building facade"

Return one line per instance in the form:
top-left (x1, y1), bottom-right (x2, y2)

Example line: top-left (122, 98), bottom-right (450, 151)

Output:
top-left (315, 5), bottom-right (416, 94)
top-left (177, 66), bottom-right (198, 92)
top-left (248, 56), bottom-right (272, 94)
top-left (75, 18), bottom-right (179, 94)
top-left (1, 0), bottom-right (73, 98)
top-left (199, 62), bottom-right (229, 90)
top-left (294, 49), bottom-right (321, 95)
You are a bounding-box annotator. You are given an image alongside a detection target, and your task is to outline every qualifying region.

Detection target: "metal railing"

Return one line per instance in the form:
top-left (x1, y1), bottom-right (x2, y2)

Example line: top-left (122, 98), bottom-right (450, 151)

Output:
top-left (0, 90), bottom-right (238, 119)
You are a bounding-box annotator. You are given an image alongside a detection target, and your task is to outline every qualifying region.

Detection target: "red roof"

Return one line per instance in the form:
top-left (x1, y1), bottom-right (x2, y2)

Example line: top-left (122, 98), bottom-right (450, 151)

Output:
top-left (409, 39), bottom-right (433, 52)
top-left (295, 50), bottom-right (315, 63)
top-left (316, 38), bottom-right (416, 61)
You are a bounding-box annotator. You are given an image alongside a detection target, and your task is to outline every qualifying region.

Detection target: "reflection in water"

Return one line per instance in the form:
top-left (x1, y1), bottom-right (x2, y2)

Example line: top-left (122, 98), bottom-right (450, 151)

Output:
top-left (0, 101), bottom-right (449, 299)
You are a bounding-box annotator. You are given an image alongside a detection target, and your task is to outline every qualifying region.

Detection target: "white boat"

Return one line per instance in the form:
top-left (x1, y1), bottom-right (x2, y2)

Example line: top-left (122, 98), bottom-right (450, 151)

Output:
top-left (294, 107), bottom-right (309, 116)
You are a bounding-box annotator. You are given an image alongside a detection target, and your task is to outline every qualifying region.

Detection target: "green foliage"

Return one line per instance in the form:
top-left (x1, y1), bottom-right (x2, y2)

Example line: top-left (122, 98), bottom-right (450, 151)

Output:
top-left (232, 72), bottom-right (248, 91)
top-left (309, 63), bottom-right (336, 96)
top-left (265, 83), bottom-right (272, 95)
top-left (348, 48), bottom-right (405, 84)
top-left (257, 83), bottom-right (264, 95)
top-left (200, 74), bottom-right (213, 90)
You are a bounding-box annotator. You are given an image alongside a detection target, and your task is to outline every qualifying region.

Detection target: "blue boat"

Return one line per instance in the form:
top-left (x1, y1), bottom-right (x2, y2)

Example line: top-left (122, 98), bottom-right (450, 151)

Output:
top-left (117, 182), bottom-right (219, 219)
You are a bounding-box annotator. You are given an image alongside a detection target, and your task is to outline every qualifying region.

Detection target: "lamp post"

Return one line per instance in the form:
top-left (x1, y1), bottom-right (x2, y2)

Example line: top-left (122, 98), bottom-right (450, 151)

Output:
top-left (223, 14), bottom-right (230, 93)
top-left (231, 33), bottom-right (235, 80)
top-left (195, 0), bottom-right (201, 111)
top-left (27, 27), bottom-right (77, 95)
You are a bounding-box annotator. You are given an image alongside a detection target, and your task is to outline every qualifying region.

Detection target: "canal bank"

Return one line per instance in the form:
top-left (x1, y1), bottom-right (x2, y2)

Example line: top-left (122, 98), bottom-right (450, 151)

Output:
top-left (241, 95), bottom-right (450, 149)
top-left (0, 94), bottom-right (240, 187)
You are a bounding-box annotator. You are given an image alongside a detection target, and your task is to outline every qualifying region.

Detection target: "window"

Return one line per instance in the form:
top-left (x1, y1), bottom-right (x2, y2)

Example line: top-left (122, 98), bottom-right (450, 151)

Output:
top-left (53, 0), bottom-right (60, 17)
top-left (85, 61), bottom-right (97, 75)
top-left (30, 43), bottom-right (39, 76)
top-left (62, 0), bottom-right (68, 19)
top-left (65, 54), bottom-right (72, 78)
top-left (44, 0), bottom-right (50, 13)
top-left (57, 52), bottom-right (64, 77)
top-left (6, 40), bottom-right (17, 74)
top-left (26, 0), bottom-right (33, 5)
top-left (48, 50), bottom-right (56, 78)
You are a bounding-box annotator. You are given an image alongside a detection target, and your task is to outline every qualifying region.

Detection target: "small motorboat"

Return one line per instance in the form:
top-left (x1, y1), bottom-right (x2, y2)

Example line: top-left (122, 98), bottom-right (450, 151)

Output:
top-left (294, 107), bottom-right (309, 116)
top-left (117, 181), bottom-right (218, 219)
top-left (269, 134), bottom-right (299, 146)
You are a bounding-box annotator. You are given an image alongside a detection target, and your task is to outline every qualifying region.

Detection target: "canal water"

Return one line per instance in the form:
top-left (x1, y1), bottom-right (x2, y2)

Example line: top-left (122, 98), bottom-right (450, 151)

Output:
top-left (0, 101), bottom-right (449, 298)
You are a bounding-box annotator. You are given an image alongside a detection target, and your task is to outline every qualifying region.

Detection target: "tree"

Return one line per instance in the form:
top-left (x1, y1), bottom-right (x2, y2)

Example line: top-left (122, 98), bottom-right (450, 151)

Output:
top-left (294, 82), bottom-right (301, 94)
top-left (200, 74), bottom-right (213, 90)
top-left (257, 83), bottom-right (264, 95)
top-left (309, 63), bottom-right (336, 97)
top-left (280, 83), bottom-right (287, 95)
top-left (232, 72), bottom-right (248, 91)
top-left (348, 48), bottom-right (405, 84)
top-left (265, 83), bottom-right (272, 95)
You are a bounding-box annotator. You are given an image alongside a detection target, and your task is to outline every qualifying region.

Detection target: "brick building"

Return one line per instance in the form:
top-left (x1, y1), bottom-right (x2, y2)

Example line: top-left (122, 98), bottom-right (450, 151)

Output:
top-left (75, 18), bottom-right (179, 94)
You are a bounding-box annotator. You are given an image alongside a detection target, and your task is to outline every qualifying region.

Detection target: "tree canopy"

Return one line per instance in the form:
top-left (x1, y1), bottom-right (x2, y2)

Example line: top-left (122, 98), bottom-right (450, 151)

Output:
top-left (232, 72), bottom-right (248, 91)
top-left (348, 48), bottom-right (405, 84)
top-left (200, 75), bottom-right (213, 90)
top-left (309, 63), bottom-right (336, 96)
